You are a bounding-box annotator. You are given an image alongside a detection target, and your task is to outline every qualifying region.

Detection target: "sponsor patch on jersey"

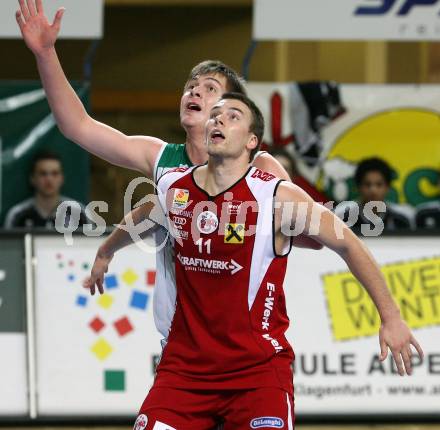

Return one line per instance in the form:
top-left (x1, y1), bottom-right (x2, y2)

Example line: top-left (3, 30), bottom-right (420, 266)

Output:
top-left (227, 200), bottom-right (242, 215)
top-left (224, 223), bottom-right (245, 244)
top-left (250, 417), bottom-right (284, 429)
top-left (174, 229), bottom-right (189, 240)
top-left (251, 169), bottom-right (276, 182)
top-left (177, 253), bottom-right (243, 275)
top-left (172, 188), bottom-right (190, 210)
top-left (133, 414), bottom-right (148, 430)
top-left (171, 215), bottom-right (187, 229)
top-left (196, 210), bottom-right (218, 234)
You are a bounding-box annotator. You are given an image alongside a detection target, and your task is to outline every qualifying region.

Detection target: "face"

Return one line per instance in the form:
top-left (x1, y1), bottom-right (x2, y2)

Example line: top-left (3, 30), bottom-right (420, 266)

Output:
top-left (31, 159), bottom-right (64, 198)
top-left (180, 73), bottom-right (228, 130)
top-left (358, 171), bottom-right (389, 203)
top-left (205, 98), bottom-right (257, 160)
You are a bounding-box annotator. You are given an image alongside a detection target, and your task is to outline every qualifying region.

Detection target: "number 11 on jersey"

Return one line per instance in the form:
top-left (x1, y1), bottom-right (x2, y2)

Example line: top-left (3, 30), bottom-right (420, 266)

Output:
top-left (195, 238), bottom-right (211, 254)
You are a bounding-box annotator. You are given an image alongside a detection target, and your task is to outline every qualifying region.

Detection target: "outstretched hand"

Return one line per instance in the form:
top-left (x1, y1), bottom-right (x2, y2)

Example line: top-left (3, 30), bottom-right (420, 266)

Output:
top-left (379, 316), bottom-right (423, 376)
top-left (16, 0), bottom-right (65, 55)
top-left (83, 249), bottom-right (114, 296)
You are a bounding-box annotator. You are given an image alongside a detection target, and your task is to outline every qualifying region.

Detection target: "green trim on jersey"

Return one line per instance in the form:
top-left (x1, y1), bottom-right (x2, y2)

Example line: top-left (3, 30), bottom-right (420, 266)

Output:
top-left (154, 143), bottom-right (193, 183)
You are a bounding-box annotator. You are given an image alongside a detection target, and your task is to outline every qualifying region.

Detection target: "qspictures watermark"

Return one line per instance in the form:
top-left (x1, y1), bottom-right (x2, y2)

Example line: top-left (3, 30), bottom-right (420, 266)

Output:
top-left (55, 176), bottom-right (387, 250)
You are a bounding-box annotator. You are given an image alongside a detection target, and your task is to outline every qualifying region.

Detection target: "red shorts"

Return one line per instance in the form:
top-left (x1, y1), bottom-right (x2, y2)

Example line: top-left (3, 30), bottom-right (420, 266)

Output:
top-left (134, 386), bottom-right (294, 430)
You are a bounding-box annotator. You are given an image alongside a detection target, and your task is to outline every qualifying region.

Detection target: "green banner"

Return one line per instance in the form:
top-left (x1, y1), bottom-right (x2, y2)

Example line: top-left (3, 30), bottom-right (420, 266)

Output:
top-left (0, 81), bottom-right (90, 225)
top-left (0, 236), bottom-right (26, 333)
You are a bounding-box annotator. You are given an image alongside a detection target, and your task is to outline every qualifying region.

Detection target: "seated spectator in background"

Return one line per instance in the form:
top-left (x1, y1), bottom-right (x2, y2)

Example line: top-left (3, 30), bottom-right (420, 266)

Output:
top-left (270, 146), bottom-right (329, 203)
top-left (416, 201), bottom-right (440, 229)
top-left (270, 146), bottom-right (299, 179)
top-left (4, 151), bottom-right (88, 229)
top-left (335, 157), bottom-right (415, 233)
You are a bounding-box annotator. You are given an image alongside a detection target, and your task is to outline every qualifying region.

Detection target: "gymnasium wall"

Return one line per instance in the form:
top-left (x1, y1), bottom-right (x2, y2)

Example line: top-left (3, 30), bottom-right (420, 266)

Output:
top-left (0, 233), bottom-right (439, 419)
top-left (1, 3), bottom-right (439, 223)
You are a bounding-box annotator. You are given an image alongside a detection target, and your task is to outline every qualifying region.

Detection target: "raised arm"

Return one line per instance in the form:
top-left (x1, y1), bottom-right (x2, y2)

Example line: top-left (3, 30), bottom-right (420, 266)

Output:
top-left (16, 0), bottom-right (164, 176)
top-left (276, 182), bottom-right (423, 376)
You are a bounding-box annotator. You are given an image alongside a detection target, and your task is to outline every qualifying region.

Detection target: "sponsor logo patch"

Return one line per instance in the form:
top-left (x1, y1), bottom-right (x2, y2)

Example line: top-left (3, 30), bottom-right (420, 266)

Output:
top-left (172, 188), bottom-right (189, 210)
top-left (224, 223), bottom-right (245, 244)
top-left (177, 253), bottom-right (243, 275)
top-left (227, 200), bottom-right (242, 215)
top-left (196, 210), bottom-right (219, 234)
top-left (133, 414), bottom-right (148, 430)
top-left (250, 417), bottom-right (284, 429)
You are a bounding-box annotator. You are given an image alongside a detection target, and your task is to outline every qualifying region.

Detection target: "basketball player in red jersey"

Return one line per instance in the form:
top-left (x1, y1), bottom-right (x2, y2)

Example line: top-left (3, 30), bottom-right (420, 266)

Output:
top-left (86, 92), bottom-right (423, 429)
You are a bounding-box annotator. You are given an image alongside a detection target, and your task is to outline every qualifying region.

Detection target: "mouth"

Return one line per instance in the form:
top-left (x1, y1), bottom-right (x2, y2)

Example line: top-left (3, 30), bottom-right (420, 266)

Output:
top-left (210, 129), bottom-right (225, 143)
top-left (186, 102), bottom-right (202, 112)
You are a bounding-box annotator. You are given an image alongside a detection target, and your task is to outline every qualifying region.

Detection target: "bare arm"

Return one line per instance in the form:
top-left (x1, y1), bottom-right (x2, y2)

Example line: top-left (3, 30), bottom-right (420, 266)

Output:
top-left (253, 152), bottom-right (323, 250)
top-left (83, 202), bottom-right (156, 295)
top-left (16, 0), bottom-right (164, 176)
top-left (276, 182), bottom-right (424, 375)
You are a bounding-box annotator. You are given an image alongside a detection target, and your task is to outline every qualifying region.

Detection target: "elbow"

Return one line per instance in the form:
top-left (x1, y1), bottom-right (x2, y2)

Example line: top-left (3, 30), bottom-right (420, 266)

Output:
top-left (58, 112), bottom-right (90, 142)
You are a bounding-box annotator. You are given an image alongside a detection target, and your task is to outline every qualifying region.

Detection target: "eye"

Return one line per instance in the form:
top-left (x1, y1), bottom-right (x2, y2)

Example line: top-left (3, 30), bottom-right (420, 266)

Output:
top-left (208, 85), bottom-right (217, 93)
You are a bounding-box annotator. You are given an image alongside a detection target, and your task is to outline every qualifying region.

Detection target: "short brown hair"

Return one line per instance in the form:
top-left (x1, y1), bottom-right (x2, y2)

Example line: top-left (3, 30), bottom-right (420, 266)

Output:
top-left (220, 92), bottom-right (264, 162)
top-left (187, 60), bottom-right (247, 95)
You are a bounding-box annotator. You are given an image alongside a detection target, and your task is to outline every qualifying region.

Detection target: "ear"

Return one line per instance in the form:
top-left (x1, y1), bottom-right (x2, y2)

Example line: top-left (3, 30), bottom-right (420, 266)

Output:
top-left (247, 134), bottom-right (258, 152)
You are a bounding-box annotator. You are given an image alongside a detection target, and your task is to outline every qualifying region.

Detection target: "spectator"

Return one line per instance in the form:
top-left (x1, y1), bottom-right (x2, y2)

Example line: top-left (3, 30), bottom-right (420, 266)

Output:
top-left (335, 157), bottom-right (415, 233)
top-left (415, 201), bottom-right (440, 229)
top-left (269, 146), bottom-right (329, 203)
top-left (269, 146), bottom-right (299, 179)
top-left (4, 150), bottom-right (88, 229)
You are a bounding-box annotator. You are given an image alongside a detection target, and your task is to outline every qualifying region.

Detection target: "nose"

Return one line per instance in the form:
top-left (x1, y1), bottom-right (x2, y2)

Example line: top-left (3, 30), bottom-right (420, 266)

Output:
top-left (214, 114), bottom-right (224, 126)
top-left (190, 85), bottom-right (201, 98)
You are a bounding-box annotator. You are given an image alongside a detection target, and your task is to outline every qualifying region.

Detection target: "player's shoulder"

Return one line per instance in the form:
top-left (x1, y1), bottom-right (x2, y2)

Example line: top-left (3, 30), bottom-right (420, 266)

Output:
top-left (156, 165), bottom-right (193, 193)
top-left (275, 180), bottom-right (316, 204)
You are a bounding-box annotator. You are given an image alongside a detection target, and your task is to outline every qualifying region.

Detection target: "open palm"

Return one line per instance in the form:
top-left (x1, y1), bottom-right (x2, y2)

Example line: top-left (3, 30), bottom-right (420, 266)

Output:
top-left (16, 0), bottom-right (65, 54)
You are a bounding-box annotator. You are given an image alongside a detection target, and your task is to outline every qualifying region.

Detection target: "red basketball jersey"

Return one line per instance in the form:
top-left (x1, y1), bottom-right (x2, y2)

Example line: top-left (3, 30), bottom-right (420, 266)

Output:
top-left (154, 165), bottom-right (294, 392)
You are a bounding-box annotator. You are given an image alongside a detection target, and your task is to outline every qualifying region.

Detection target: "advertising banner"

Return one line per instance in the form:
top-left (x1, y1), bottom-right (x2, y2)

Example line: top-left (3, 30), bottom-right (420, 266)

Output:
top-left (287, 237), bottom-right (440, 414)
top-left (0, 0), bottom-right (103, 39)
top-left (254, 0), bottom-right (440, 41)
top-left (246, 83), bottom-right (440, 208)
top-left (0, 236), bottom-right (28, 415)
top-left (31, 234), bottom-right (440, 417)
top-left (33, 236), bottom-right (161, 416)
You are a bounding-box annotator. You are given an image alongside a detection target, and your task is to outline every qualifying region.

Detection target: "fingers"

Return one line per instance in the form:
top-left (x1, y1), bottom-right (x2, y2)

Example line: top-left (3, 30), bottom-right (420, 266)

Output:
top-left (35, 0), bottom-right (43, 14)
top-left (379, 335), bottom-right (388, 361)
top-left (401, 347), bottom-right (412, 376)
top-left (18, 0), bottom-right (30, 20)
top-left (391, 348), bottom-right (405, 376)
top-left (411, 336), bottom-right (424, 360)
top-left (26, 0), bottom-right (37, 16)
top-left (97, 277), bottom-right (104, 295)
top-left (51, 7), bottom-right (65, 31)
top-left (16, 10), bottom-right (25, 30)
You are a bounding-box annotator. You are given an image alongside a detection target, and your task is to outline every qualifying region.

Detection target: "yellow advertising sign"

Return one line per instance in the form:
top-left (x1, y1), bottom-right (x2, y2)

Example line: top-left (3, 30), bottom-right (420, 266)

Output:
top-left (322, 109), bottom-right (440, 206)
top-left (323, 256), bottom-right (440, 341)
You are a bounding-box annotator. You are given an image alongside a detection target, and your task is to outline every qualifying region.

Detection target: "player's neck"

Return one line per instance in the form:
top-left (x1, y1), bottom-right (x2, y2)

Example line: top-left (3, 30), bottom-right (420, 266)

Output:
top-left (35, 193), bottom-right (61, 217)
top-left (200, 157), bottom-right (250, 196)
top-left (185, 126), bottom-right (208, 165)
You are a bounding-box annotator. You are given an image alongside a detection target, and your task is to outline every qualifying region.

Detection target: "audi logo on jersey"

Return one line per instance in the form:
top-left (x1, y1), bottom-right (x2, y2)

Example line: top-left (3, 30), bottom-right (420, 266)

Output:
top-left (172, 216), bottom-right (187, 226)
